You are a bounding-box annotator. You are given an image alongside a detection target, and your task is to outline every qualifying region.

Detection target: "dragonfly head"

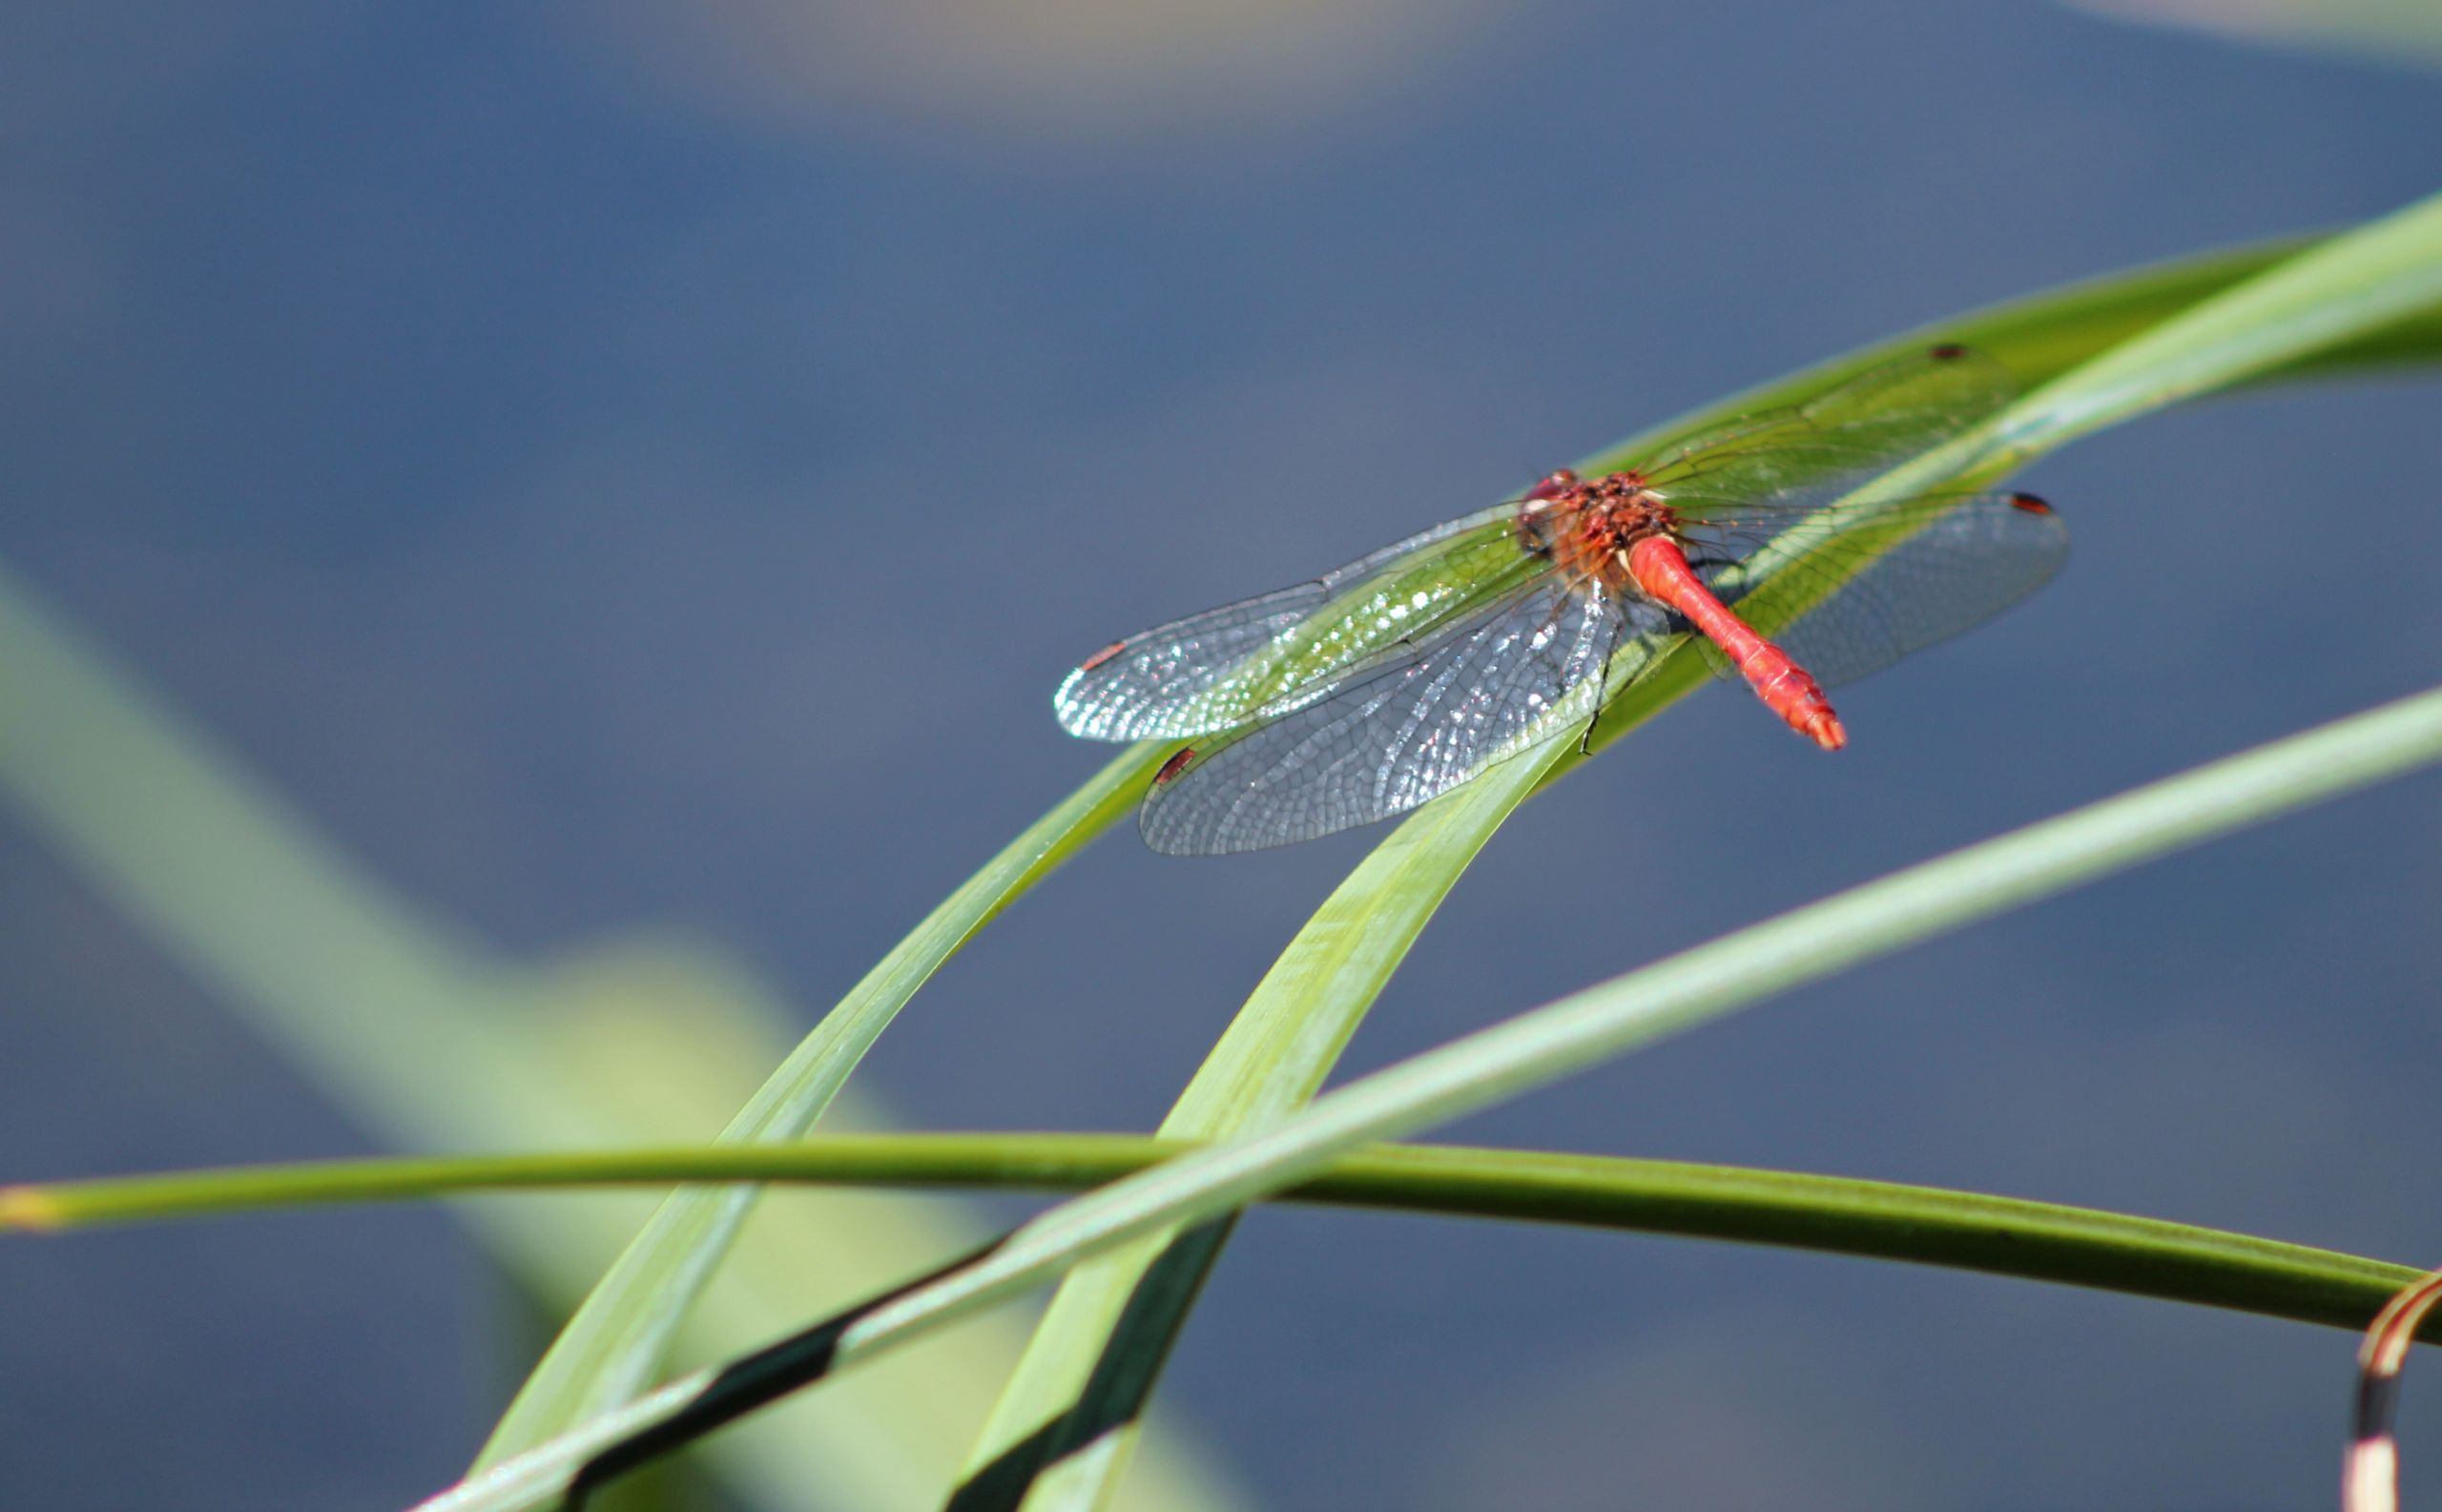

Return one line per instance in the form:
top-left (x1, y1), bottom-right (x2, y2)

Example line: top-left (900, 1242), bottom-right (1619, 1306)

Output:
top-left (1521, 467), bottom-right (1579, 504)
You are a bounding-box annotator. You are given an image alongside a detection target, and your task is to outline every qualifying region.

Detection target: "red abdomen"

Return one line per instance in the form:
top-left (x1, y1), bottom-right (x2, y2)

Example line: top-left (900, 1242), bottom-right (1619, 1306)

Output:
top-left (1625, 535), bottom-right (1846, 751)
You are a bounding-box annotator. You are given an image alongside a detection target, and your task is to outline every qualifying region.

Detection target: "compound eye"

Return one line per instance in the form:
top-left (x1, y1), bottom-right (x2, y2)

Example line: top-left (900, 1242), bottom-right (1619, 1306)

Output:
top-left (1521, 468), bottom-right (1578, 504)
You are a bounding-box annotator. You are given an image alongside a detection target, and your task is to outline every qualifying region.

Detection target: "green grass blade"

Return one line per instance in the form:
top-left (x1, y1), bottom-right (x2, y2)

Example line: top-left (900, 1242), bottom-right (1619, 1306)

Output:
top-left (958, 199), bottom-right (2442, 1512)
top-left (469, 212), bottom-right (2442, 1486)
top-left (1570, 229), bottom-right (2442, 482)
top-left (1989, 188), bottom-right (2442, 461)
top-left (408, 679), bottom-right (2442, 1512)
top-left (2069, 0), bottom-right (2442, 73)
top-left (471, 740), bottom-right (1165, 1466)
top-left (954, 739), bottom-right (1564, 1506)
top-left (7, 1138), bottom-right (2428, 1336)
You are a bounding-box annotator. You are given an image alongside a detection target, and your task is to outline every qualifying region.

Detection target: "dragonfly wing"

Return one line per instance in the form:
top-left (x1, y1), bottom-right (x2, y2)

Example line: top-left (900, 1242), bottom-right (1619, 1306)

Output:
top-left (1645, 346), bottom-right (2018, 525)
top-left (1054, 584), bottom-right (1335, 741)
top-left (1138, 580), bottom-right (1630, 855)
top-left (1697, 493), bottom-right (2068, 689)
top-left (1056, 503), bottom-right (1525, 741)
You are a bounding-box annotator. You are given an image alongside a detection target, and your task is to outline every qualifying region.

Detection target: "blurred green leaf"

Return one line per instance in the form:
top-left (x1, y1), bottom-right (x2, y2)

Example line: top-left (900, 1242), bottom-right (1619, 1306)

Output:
top-left (2068, 0), bottom-right (2442, 72)
top-left (0, 580), bottom-right (1230, 1512)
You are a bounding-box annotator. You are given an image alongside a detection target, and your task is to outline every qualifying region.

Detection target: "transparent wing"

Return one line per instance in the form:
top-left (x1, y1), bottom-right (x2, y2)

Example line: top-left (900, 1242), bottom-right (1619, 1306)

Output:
top-left (1055, 503), bottom-right (1530, 741)
top-left (1138, 580), bottom-right (1638, 855)
top-left (1641, 346), bottom-right (2018, 526)
top-left (1691, 492), bottom-right (2068, 688)
top-left (1052, 586), bottom-right (1324, 741)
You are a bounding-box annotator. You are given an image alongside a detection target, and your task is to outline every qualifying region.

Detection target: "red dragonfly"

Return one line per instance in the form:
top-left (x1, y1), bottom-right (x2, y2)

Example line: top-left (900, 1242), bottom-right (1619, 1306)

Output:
top-left (1056, 345), bottom-right (2066, 854)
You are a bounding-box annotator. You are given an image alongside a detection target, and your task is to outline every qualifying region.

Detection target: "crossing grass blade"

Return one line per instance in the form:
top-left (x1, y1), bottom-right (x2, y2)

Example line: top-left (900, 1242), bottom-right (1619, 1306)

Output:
top-left (471, 740), bottom-right (1165, 1467)
top-left (954, 190), bottom-right (2442, 1512)
top-left (7, 1138), bottom-right (2433, 1338)
top-left (466, 203), bottom-right (2442, 1498)
top-left (407, 676), bottom-right (2442, 1512)
top-left (952, 735), bottom-right (1562, 1508)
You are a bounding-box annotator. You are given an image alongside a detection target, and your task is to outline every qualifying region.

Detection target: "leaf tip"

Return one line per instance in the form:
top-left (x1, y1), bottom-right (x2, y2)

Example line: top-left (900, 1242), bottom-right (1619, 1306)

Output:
top-left (0, 1185), bottom-right (68, 1232)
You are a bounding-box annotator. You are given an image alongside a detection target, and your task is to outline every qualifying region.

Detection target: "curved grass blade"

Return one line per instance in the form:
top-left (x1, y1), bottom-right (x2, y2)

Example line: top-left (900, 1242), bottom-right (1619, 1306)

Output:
top-left (959, 193), bottom-right (2442, 1512)
top-left (950, 735), bottom-right (1565, 1508)
top-left (1557, 186), bottom-right (2442, 778)
top-left (472, 214), bottom-right (2442, 1483)
top-left (10, 1136), bottom-right (2438, 1341)
top-left (408, 680), bottom-right (2442, 1512)
top-left (1990, 194), bottom-right (2442, 463)
top-left (471, 740), bottom-right (1165, 1465)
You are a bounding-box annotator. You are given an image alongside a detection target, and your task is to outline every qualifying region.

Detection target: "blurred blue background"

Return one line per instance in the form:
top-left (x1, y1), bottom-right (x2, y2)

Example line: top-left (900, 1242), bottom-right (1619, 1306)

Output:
top-left (6, 3), bottom-right (2442, 1508)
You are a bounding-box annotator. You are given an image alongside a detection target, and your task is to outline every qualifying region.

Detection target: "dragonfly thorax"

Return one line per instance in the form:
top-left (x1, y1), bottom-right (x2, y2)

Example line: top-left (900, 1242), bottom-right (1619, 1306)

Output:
top-left (1513, 468), bottom-right (1681, 595)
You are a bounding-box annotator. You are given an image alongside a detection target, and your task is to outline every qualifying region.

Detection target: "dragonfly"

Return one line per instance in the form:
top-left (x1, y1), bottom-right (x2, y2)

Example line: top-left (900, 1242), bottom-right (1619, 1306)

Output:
top-left (1055, 344), bottom-right (2068, 855)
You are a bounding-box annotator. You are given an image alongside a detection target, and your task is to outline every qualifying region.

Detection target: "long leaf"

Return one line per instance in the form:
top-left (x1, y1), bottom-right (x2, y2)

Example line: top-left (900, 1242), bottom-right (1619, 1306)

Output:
top-left (960, 193), bottom-right (2442, 1511)
top-left (474, 212), bottom-right (2442, 1483)
top-left (6, 1139), bottom-right (2428, 1336)
top-left (951, 740), bottom-right (1562, 1507)
top-left (472, 740), bottom-right (1163, 1463)
top-left (410, 674), bottom-right (2442, 1512)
